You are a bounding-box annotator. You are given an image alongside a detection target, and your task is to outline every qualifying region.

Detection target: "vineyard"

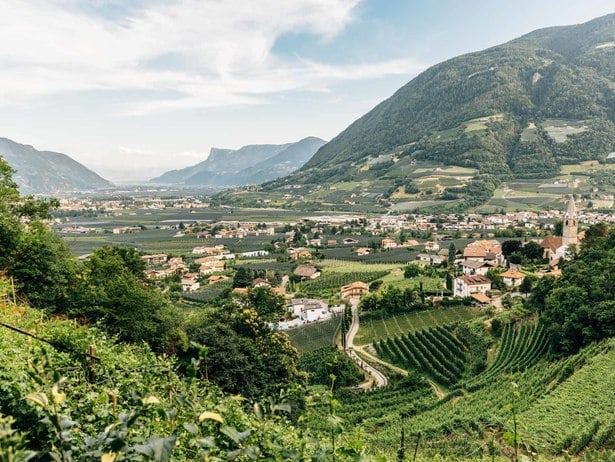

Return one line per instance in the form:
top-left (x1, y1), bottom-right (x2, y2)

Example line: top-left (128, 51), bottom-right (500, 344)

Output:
top-left (358, 340), bottom-right (615, 458)
top-left (285, 314), bottom-right (341, 353)
top-left (355, 306), bottom-right (480, 345)
top-left (463, 321), bottom-right (548, 390)
top-left (374, 325), bottom-right (468, 386)
top-left (520, 341), bottom-right (615, 454)
top-left (297, 270), bottom-right (389, 297)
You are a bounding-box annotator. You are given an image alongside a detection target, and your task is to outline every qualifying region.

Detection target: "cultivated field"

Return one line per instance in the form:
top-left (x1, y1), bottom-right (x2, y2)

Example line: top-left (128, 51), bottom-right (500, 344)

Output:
top-left (355, 306), bottom-right (481, 345)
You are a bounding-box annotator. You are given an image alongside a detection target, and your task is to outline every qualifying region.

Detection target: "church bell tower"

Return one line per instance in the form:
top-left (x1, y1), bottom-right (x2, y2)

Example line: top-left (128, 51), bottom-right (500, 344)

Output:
top-left (562, 195), bottom-right (578, 247)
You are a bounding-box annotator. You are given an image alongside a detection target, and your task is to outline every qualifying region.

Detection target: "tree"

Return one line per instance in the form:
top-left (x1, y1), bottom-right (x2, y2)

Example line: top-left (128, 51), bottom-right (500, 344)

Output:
top-left (448, 242), bottom-right (456, 266)
top-left (521, 241), bottom-right (544, 262)
top-left (404, 264), bottom-right (421, 278)
top-left (501, 240), bottom-right (522, 257)
top-left (74, 246), bottom-right (183, 353)
top-left (519, 274), bottom-right (538, 295)
top-left (233, 266), bottom-right (253, 288)
top-left (247, 286), bottom-right (286, 321)
top-left (297, 347), bottom-right (362, 389)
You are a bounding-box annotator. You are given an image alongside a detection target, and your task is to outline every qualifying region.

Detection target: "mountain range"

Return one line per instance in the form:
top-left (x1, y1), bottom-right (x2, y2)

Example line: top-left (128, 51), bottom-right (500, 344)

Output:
top-left (269, 13), bottom-right (615, 188)
top-left (150, 136), bottom-right (326, 186)
top-left (0, 137), bottom-right (112, 195)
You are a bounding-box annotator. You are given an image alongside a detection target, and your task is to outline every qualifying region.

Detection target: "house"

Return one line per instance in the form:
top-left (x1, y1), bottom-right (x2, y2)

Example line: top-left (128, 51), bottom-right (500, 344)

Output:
top-left (309, 238), bottom-right (322, 247)
top-left (424, 241), bottom-right (440, 252)
top-left (290, 249), bottom-right (312, 260)
top-left (113, 226), bottom-right (141, 234)
top-left (381, 238), bottom-right (398, 250)
top-left (500, 269), bottom-right (525, 287)
top-left (240, 250), bottom-right (270, 258)
top-left (343, 238), bottom-right (359, 245)
top-left (356, 247), bottom-right (372, 256)
top-left (141, 254), bottom-right (168, 265)
top-left (293, 264), bottom-right (321, 280)
top-left (199, 260), bottom-right (225, 275)
top-left (252, 278), bottom-right (271, 288)
top-left (471, 293), bottom-right (492, 306)
top-left (181, 273), bottom-right (200, 292)
top-left (462, 260), bottom-right (495, 276)
top-left (401, 239), bottom-right (420, 247)
top-left (340, 281), bottom-right (369, 300)
top-left (416, 253), bottom-right (447, 265)
top-left (464, 240), bottom-right (504, 266)
top-left (289, 298), bottom-right (330, 322)
top-left (327, 239), bottom-right (338, 246)
top-left (208, 275), bottom-right (229, 284)
top-left (454, 275), bottom-right (491, 297)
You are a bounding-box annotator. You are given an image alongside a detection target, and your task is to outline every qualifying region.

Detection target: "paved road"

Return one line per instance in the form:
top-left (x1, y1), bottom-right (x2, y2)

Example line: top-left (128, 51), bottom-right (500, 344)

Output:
top-left (345, 297), bottom-right (388, 388)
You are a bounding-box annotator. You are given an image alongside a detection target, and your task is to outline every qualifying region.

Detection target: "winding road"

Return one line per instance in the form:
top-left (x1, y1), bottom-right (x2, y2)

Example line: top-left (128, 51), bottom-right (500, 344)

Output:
top-left (344, 297), bottom-right (388, 388)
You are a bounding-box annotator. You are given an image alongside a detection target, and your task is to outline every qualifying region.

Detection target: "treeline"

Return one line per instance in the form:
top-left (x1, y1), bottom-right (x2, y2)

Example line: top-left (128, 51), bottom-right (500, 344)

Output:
top-left (531, 223), bottom-right (615, 355)
top-left (359, 286), bottom-right (429, 318)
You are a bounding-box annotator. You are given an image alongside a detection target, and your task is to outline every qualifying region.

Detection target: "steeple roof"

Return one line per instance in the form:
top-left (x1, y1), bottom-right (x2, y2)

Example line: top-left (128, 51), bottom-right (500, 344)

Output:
top-left (565, 195), bottom-right (576, 218)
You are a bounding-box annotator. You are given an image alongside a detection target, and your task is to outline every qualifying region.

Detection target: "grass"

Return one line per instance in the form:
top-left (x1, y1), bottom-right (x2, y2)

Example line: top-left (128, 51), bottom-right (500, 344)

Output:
top-left (379, 270), bottom-right (443, 292)
top-left (355, 306), bottom-right (481, 345)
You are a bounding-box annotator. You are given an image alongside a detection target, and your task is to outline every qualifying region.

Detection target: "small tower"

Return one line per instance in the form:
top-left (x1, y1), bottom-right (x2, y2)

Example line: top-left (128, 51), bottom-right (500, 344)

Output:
top-left (562, 195), bottom-right (578, 247)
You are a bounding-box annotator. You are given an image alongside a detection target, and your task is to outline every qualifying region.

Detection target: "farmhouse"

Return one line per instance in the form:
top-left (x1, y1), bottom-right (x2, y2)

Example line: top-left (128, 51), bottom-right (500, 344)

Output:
top-left (289, 298), bottom-right (330, 323)
top-left (462, 260), bottom-right (495, 276)
top-left (381, 238), bottom-right (397, 249)
top-left (424, 241), bottom-right (440, 252)
top-left (340, 281), bottom-right (369, 300)
top-left (293, 264), bottom-right (321, 280)
top-left (500, 269), bottom-right (525, 287)
top-left (181, 273), bottom-right (200, 292)
top-left (343, 238), bottom-right (359, 245)
top-left (141, 254), bottom-right (168, 265)
top-left (454, 274), bottom-right (492, 297)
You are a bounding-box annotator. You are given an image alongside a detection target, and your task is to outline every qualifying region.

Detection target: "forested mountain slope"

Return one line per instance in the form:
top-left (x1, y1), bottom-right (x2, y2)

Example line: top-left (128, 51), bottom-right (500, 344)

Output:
top-left (283, 13), bottom-right (615, 185)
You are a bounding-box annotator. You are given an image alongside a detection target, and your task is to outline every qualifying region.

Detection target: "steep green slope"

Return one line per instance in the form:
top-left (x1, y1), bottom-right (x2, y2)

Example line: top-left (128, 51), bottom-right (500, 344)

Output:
top-left (0, 137), bottom-right (112, 194)
top-left (290, 13), bottom-right (615, 184)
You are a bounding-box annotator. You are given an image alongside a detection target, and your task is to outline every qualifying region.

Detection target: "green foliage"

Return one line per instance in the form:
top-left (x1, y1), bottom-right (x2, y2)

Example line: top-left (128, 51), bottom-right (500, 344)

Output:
top-left (286, 315), bottom-right (341, 353)
top-left (183, 308), bottom-right (304, 399)
top-left (298, 347), bottom-right (362, 389)
top-left (533, 224), bottom-right (615, 354)
top-left (375, 325), bottom-right (468, 385)
top-left (0, 307), bottom-right (314, 460)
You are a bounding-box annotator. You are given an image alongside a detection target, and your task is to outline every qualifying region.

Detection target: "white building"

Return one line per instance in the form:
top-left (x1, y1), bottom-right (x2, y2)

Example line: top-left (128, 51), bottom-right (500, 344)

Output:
top-left (454, 275), bottom-right (491, 297)
top-left (289, 298), bottom-right (330, 323)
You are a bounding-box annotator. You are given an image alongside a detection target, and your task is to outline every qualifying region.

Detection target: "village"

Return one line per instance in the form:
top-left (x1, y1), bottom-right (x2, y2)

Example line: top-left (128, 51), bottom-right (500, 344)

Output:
top-left (110, 195), bottom-right (590, 332)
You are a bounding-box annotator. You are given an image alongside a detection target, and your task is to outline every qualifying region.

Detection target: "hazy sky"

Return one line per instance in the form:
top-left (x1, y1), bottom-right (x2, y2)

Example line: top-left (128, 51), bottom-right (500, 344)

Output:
top-left (0, 0), bottom-right (613, 182)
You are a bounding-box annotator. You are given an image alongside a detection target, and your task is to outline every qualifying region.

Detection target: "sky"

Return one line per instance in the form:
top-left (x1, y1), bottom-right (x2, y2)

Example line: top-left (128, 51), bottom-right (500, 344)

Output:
top-left (0, 0), bottom-right (613, 182)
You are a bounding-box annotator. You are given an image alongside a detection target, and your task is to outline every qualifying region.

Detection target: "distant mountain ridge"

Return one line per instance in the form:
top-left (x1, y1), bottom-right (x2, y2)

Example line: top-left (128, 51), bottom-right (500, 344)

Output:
top-left (151, 136), bottom-right (326, 186)
top-left (0, 137), bottom-right (112, 195)
top-left (273, 13), bottom-right (615, 186)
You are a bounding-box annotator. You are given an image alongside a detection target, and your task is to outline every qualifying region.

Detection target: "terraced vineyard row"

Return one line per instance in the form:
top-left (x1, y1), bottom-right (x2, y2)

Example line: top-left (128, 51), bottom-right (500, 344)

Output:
top-left (521, 341), bottom-right (615, 454)
top-left (464, 321), bottom-right (548, 390)
top-left (286, 314), bottom-right (341, 353)
top-left (374, 325), bottom-right (468, 386)
top-left (355, 306), bottom-right (480, 345)
top-left (361, 340), bottom-right (614, 457)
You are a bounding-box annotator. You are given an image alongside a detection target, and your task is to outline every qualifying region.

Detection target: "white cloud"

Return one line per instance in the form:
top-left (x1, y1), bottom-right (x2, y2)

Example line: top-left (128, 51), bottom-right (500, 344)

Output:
top-left (0, 0), bottom-right (423, 113)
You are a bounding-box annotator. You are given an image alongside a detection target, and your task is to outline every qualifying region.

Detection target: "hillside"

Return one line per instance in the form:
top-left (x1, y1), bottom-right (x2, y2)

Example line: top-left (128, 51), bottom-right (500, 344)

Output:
top-left (151, 136), bottom-right (325, 186)
top-left (0, 137), bottom-right (112, 194)
top-left (272, 13), bottom-right (615, 187)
